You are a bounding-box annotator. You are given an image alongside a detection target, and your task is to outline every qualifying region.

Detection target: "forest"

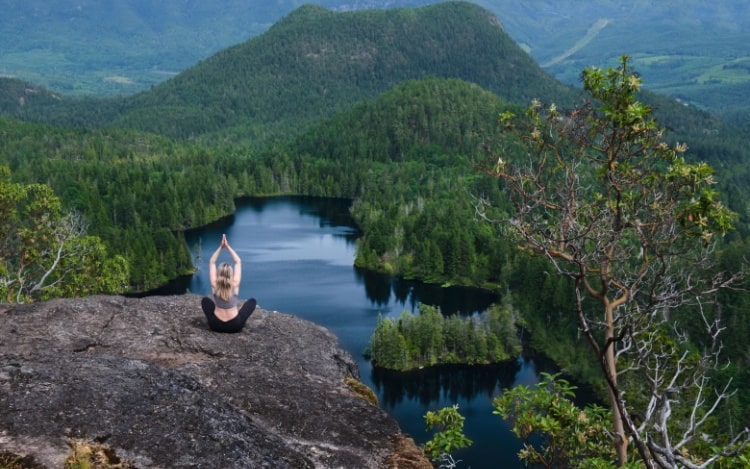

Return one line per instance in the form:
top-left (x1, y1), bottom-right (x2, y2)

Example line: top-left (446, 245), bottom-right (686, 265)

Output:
top-left (2, 2), bottom-right (750, 464)
top-left (366, 302), bottom-right (522, 371)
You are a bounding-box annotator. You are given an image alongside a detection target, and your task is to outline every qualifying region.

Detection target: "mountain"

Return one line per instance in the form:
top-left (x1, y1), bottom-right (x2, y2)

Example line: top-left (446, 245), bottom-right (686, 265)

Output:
top-left (485, 0), bottom-right (750, 116)
top-left (3, 2), bottom-right (577, 144)
top-left (0, 0), bottom-right (433, 96)
top-left (0, 77), bottom-right (62, 110)
top-left (2, 0), bottom-right (748, 120)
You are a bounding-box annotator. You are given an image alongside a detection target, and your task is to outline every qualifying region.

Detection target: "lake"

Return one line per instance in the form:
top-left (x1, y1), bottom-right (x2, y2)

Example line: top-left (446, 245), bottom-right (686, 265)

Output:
top-left (173, 196), bottom-right (545, 468)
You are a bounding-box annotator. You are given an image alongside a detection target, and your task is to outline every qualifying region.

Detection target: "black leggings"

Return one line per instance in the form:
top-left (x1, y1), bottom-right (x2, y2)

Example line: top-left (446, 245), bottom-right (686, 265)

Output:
top-left (201, 297), bottom-right (257, 333)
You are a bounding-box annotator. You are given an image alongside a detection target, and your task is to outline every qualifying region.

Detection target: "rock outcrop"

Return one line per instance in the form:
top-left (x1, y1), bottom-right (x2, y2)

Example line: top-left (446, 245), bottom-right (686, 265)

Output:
top-left (0, 295), bottom-right (430, 468)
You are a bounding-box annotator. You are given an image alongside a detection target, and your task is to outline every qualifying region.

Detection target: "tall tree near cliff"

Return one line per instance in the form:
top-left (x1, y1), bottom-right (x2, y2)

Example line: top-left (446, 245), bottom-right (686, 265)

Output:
top-left (482, 57), bottom-right (749, 467)
top-left (0, 166), bottom-right (128, 302)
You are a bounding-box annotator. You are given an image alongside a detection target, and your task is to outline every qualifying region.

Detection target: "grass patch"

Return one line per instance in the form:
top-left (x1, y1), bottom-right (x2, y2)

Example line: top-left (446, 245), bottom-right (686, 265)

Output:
top-left (0, 438), bottom-right (137, 469)
top-left (345, 376), bottom-right (379, 406)
top-left (103, 76), bottom-right (135, 85)
top-left (698, 58), bottom-right (750, 85)
top-left (64, 438), bottom-right (135, 469)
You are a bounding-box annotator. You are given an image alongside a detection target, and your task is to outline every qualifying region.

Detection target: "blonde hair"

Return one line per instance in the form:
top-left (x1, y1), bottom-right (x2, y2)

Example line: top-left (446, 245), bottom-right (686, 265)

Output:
top-left (216, 262), bottom-right (234, 301)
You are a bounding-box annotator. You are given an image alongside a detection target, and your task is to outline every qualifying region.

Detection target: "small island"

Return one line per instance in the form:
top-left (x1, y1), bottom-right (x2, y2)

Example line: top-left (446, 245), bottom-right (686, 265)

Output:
top-left (367, 302), bottom-right (521, 371)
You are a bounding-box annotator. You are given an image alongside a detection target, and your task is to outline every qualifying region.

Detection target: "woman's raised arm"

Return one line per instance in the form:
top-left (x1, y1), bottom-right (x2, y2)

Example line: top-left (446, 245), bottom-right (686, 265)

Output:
top-left (224, 238), bottom-right (242, 292)
top-left (208, 242), bottom-right (222, 290)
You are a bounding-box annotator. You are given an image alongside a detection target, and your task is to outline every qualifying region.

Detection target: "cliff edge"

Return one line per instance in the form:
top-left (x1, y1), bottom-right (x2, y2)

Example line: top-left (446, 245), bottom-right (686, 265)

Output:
top-left (0, 295), bottom-right (429, 468)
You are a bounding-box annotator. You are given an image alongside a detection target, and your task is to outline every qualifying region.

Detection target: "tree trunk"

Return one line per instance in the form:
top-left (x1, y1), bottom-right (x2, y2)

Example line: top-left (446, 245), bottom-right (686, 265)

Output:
top-left (605, 303), bottom-right (628, 465)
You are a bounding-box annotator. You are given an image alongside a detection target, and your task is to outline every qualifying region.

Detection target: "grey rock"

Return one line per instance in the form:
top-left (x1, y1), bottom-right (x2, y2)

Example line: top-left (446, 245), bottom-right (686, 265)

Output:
top-left (0, 295), bottom-right (429, 468)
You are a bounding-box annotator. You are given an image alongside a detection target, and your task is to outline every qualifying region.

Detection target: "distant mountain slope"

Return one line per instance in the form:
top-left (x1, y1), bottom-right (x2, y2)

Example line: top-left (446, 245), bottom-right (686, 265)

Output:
top-left (0, 78), bottom-right (61, 112)
top-left (487, 0), bottom-right (750, 115)
top-left (115, 2), bottom-right (574, 140)
top-left (2, 0), bottom-right (748, 119)
top-left (5, 2), bottom-right (576, 143)
top-left (0, 0), bottom-right (433, 96)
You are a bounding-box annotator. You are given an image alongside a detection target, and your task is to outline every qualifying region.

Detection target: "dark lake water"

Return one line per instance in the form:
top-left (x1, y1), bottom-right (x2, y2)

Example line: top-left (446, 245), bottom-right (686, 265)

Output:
top-left (172, 196), bottom-right (545, 468)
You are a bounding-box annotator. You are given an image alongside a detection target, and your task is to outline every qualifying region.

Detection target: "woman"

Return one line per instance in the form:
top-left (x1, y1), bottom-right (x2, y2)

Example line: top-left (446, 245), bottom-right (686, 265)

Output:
top-left (201, 234), bottom-right (257, 332)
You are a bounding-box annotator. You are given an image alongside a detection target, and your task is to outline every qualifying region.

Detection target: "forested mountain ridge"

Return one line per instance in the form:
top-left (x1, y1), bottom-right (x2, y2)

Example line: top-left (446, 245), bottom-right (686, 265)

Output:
top-left (2, 2), bottom-right (577, 144)
top-left (2, 0), bottom-right (748, 124)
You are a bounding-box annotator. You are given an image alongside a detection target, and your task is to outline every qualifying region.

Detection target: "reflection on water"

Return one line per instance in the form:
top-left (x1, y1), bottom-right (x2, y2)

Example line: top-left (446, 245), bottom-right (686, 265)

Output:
top-left (241, 196), bottom-right (362, 237)
top-left (372, 361), bottom-right (521, 408)
top-left (355, 268), bottom-right (498, 315)
top-left (373, 356), bottom-right (541, 469)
